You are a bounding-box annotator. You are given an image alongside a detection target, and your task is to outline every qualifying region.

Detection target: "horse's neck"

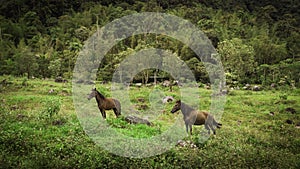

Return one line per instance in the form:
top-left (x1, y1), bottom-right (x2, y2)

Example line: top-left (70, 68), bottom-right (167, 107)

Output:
top-left (181, 103), bottom-right (195, 117)
top-left (97, 91), bottom-right (106, 99)
top-left (95, 92), bottom-right (105, 105)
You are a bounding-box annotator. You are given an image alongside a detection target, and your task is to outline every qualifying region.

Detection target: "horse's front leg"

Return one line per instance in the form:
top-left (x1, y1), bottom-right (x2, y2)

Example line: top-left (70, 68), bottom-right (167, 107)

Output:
top-left (189, 125), bottom-right (193, 135)
top-left (185, 123), bottom-right (189, 134)
top-left (100, 109), bottom-right (106, 119)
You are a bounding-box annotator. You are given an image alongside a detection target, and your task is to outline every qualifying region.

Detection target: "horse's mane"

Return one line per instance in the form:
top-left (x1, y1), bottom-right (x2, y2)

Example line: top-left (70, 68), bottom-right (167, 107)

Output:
top-left (181, 102), bottom-right (196, 115)
top-left (96, 90), bottom-right (106, 99)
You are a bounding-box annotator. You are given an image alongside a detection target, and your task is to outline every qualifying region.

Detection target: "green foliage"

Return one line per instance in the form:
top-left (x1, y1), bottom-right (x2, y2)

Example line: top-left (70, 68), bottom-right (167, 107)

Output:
top-left (257, 59), bottom-right (300, 87)
top-left (0, 0), bottom-right (299, 85)
top-left (217, 38), bottom-right (256, 84)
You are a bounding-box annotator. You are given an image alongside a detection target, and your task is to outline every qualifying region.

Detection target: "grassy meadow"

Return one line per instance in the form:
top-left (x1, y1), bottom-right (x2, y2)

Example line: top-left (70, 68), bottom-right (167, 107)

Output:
top-left (0, 76), bottom-right (299, 168)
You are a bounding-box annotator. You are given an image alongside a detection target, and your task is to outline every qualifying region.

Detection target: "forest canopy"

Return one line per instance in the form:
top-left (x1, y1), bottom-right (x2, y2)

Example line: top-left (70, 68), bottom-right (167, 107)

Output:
top-left (0, 0), bottom-right (299, 87)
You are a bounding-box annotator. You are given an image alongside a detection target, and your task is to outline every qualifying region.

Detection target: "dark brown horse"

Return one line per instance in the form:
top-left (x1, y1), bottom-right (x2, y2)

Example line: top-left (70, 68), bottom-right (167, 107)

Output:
top-left (88, 88), bottom-right (121, 119)
top-left (171, 100), bottom-right (222, 135)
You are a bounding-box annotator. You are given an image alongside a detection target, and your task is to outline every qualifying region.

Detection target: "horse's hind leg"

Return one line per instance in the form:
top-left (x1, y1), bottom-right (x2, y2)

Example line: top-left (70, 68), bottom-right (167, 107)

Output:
top-left (113, 99), bottom-right (121, 117)
top-left (205, 124), bottom-right (211, 135)
top-left (212, 127), bottom-right (216, 135)
top-left (205, 123), bottom-right (216, 135)
top-left (113, 108), bottom-right (120, 117)
top-left (209, 124), bottom-right (216, 135)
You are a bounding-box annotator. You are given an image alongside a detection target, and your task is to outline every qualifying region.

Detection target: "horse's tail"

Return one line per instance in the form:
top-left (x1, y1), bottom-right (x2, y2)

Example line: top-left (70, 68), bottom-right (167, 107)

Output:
top-left (206, 113), bottom-right (222, 128)
top-left (212, 116), bottom-right (222, 128)
top-left (113, 99), bottom-right (121, 116)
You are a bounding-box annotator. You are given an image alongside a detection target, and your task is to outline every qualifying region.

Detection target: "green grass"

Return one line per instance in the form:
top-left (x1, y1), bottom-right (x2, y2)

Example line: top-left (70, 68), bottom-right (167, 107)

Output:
top-left (0, 76), bottom-right (299, 168)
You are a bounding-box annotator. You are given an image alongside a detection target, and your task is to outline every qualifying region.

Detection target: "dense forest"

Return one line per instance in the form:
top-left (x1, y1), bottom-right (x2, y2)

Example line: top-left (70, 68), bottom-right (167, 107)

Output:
top-left (0, 0), bottom-right (299, 86)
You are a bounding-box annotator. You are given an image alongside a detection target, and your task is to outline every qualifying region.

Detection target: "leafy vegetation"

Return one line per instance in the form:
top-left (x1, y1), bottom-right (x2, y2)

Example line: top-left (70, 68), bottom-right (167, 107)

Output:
top-left (0, 0), bottom-right (299, 86)
top-left (1, 77), bottom-right (300, 168)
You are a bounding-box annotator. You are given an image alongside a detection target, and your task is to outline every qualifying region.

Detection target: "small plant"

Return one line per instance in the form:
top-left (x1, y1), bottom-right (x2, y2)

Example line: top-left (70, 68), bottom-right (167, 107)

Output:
top-left (279, 94), bottom-right (288, 100)
top-left (43, 97), bottom-right (61, 118)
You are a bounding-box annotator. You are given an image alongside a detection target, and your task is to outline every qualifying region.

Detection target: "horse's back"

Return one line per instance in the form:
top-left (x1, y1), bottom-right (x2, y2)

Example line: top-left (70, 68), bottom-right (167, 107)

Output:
top-left (194, 111), bottom-right (206, 125)
top-left (185, 110), bottom-right (206, 125)
top-left (102, 98), bottom-right (116, 109)
top-left (199, 111), bottom-right (209, 116)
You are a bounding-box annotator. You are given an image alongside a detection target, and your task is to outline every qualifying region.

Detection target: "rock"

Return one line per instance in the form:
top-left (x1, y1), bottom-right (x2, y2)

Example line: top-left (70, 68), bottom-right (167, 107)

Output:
top-left (286, 119), bottom-right (293, 124)
top-left (48, 89), bottom-right (55, 94)
top-left (285, 107), bottom-right (296, 114)
top-left (176, 140), bottom-right (197, 149)
top-left (252, 85), bottom-right (261, 91)
top-left (137, 98), bottom-right (145, 102)
top-left (135, 83), bottom-right (142, 87)
top-left (134, 104), bottom-right (148, 110)
top-left (11, 105), bottom-right (18, 110)
top-left (162, 80), bottom-right (171, 87)
top-left (139, 104), bottom-right (148, 110)
top-left (296, 122), bottom-right (300, 128)
top-left (125, 115), bottom-right (152, 126)
top-left (243, 84), bottom-right (251, 90)
top-left (162, 96), bottom-right (174, 104)
top-left (221, 89), bottom-right (228, 95)
top-left (237, 120), bottom-right (242, 126)
top-left (55, 76), bottom-right (68, 83)
top-left (176, 140), bottom-right (186, 147)
top-left (204, 84), bottom-right (211, 90)
top-left (270, 83), bottom-right (276, 88)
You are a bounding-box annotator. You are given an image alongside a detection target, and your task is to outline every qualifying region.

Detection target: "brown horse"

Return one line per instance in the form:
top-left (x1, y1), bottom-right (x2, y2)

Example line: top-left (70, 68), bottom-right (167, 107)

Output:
top-left (87, 88), bottom-right (121, 119)
top-left (171, 100), bottom-right (222, 135)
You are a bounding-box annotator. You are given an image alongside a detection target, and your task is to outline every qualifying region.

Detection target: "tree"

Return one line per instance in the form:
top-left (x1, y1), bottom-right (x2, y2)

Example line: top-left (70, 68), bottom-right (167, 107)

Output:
top-left (217, 38), bottom-right (256, 84)
top-left (19, 11), bottom-right (44, 40)
top-left (186, 57), bottom-right (208, 82)
top-left (14, 39), bottom-right (38, 78)
top-left (250, 32), bottom-right (287, 65)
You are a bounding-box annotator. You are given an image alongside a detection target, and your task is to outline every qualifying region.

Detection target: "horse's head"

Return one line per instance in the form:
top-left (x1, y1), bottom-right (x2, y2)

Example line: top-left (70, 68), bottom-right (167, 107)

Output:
top-left (87, 88), bottom-right (97, 100)
top-left (171, 100), bottom-right (181, 113)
